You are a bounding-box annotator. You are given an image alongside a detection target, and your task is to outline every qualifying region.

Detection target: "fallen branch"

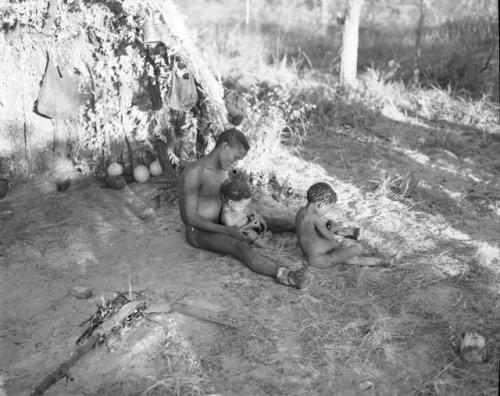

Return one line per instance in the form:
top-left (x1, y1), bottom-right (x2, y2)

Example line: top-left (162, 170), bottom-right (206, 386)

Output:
top-left (31, 301), bottom-right (145, 396)
top-left (32, 298), bottom-right (236, 395)
top-left (147, 302), bottom-right (239, 330)
top-left (31, 334), bottom-right (100, 396)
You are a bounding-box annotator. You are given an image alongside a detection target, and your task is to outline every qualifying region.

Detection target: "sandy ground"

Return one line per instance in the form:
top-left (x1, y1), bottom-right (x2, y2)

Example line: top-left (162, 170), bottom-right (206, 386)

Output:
top-left (1, 111), bottom-right (499, 395)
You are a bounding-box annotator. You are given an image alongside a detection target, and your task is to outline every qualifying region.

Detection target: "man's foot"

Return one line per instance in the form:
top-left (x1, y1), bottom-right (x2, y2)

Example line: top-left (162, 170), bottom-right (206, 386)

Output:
top-left (276, 267), bottom-right (308, 289)
top-left (380, 251), bottom-right (400, 267)
top-left (352, 227), bottom-right (361, 241)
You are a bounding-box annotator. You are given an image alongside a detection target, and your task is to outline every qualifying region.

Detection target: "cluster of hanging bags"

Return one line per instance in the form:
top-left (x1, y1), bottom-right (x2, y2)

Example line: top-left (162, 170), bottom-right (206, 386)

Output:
top-left (33, 13), bottom-right (201, 119)
top-left (143, 11), bottom-right (198, 112)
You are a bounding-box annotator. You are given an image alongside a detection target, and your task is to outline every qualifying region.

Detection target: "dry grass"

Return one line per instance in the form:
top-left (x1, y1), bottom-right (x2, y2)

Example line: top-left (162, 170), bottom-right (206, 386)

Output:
top-left (139, 318), bottom-right (209, 396)
top-left (370, 170), bottom-right (420, 199)
top-left (2, 1), bottom-right (499, 394)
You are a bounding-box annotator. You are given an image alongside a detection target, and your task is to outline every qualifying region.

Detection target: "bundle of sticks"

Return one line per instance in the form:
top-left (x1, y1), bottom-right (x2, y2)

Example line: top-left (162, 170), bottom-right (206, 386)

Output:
top-left (31, 293), bottom-right (238, 395)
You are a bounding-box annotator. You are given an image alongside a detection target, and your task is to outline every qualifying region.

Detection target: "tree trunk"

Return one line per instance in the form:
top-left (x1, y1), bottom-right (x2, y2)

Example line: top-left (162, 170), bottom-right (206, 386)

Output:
top-left (339, 0), bottom-right (364, 86)
top-left (320, 0), bottom-right (330, 37)
top-left (152, 137), bottom-right (176, 178)
top-left (246, 0), bottom-right (251, 26)
top-left (413, 0), bottom-right (426, 84)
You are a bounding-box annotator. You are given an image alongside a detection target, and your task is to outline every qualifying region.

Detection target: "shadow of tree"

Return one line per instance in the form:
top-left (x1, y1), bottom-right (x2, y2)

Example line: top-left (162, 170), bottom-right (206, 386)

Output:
top-left (297, 96), bottom-right (500, 245)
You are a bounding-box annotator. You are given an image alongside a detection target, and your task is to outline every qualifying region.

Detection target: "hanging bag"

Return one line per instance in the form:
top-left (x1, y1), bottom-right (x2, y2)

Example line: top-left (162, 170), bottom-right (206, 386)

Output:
top-left (34, 51), bottom-right (81, 119)
top-left (224, 90), bottom-right (248, 126)
top-left (167, 62), bottom-right (198, 111)
top-left (143, 11), bottom-right (162, 45)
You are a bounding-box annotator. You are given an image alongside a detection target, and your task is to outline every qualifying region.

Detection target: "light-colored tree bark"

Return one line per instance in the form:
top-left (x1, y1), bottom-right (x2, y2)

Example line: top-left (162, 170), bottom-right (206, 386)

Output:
top-left (339, 0), bottom-right (364, 86)
top-left (413, 0), bottom-right (427, 84)
top-left (246, 0), bottom-right (251, 26)
top-left (320, 0), bottom-right (330, 36)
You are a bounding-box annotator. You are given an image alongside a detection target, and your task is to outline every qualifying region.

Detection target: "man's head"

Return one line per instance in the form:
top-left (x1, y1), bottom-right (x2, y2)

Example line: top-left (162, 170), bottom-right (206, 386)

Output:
top-left (215, 128), bottom-right (250, 170)
top-left (307, 182), bottom-right (337, 215)
top-left (220, 175), bottom-right (252, 210)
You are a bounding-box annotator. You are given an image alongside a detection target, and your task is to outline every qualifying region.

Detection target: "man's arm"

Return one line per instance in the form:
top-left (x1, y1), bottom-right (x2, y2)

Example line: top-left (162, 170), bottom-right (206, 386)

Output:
top-left (181, 167), bottom-right (243, 238)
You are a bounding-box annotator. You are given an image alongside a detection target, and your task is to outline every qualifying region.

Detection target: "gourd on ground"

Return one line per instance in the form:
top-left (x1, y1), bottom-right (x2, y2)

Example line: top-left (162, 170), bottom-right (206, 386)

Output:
top-left (134, 165), bottom-right (150, 183)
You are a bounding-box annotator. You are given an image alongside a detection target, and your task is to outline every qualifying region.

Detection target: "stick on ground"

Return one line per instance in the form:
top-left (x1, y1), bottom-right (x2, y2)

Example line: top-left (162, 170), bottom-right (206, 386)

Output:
top-left (31, 301), bottom-right (144, 396)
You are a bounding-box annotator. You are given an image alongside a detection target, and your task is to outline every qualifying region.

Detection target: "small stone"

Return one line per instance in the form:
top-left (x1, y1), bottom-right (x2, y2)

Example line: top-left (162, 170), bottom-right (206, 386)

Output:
top-left (70, 286), bottom-right (93, 299)
top-left (139, 207), bottom-right (155, 220)
top-left (359, 381), bottom-right (374, 391)
top-left (460, 332), bottom-right (487, 362)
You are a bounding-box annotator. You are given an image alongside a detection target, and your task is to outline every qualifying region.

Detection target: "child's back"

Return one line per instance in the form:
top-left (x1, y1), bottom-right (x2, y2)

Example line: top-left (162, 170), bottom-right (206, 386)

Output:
top-left (296, 205), bottom-right (343, 260)
top-left (296, 182), bottom-right (395, 268)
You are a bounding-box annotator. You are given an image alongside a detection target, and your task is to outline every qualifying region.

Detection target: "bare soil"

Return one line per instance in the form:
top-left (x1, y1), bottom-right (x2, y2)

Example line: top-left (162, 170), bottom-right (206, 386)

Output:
top-left (1, 111), bottom-right (499, 395)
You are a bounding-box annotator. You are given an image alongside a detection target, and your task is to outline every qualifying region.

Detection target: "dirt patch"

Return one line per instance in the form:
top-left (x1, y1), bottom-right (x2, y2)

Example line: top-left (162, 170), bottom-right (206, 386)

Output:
top-left (1, 111), bottom-right (500, 396)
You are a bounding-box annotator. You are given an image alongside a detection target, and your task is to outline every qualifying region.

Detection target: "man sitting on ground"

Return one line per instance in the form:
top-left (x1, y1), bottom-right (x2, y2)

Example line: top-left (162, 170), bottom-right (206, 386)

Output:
top-left (179, 128), bottom-right (307, 288)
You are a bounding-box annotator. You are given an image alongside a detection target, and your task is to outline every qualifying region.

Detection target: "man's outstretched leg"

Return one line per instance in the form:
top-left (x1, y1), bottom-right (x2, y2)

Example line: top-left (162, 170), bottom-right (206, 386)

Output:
top-left (186, 226), bottom-right (307, 288)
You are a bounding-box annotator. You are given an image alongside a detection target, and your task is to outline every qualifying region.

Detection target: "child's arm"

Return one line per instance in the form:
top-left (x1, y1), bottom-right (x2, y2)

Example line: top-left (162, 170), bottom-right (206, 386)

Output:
top-left (221, 211), bottom-right (236, 227)
top-left (314, 217), bottom-right (339, 241)
top-left (326, 219), bottom-right (342, 231)
top-left (247, 212), bottom-right (267, 232)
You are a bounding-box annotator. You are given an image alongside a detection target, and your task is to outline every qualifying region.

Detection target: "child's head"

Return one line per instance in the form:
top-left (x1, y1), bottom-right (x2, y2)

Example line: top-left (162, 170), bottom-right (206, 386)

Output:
top-left (220, 175), bottom-right (252, 210)
top-left (306, 182), bottom-right (337, 215)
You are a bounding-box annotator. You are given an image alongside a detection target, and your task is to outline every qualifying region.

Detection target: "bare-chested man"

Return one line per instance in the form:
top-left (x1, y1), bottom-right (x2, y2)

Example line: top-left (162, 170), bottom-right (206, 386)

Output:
top-left (179, 128), bottom-right (307, 289)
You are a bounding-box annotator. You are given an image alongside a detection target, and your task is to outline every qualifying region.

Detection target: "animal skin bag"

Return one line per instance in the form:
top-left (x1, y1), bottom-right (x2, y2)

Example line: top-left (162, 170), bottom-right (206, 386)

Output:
top-left (34, 51), bottom-right (81, 119)
top-left (167, 63), bottom-right (198, 111)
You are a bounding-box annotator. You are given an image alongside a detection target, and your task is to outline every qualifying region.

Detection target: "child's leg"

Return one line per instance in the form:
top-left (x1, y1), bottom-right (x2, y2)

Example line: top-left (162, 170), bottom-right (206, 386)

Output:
top-left (347, 252), bottom-right (399, 267)
top-left (308, 245), bottom-right (363, 268)
top-left (345, 256), bottom-right (385, 266)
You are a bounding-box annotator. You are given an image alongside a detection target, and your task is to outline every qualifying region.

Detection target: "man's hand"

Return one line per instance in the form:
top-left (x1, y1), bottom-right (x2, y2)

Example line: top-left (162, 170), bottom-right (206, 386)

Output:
top-left (248, 212), bottom-right (267, 232)
top-left (240, 227), bottom-right (260, 242)
top-left (227, 226), bottom-right (247, 241)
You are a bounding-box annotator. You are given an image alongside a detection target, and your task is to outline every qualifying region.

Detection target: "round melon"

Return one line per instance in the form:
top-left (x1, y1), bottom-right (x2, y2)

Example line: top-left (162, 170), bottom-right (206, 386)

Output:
top-left (107, 162), bottom-right (124, 177)
top-left (133, 165), bottom-right (150, 183)
top-left (149, 160), bottom-right (163, 177)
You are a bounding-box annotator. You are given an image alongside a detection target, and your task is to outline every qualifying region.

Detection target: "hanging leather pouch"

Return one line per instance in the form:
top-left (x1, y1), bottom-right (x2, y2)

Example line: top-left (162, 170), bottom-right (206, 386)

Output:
top-left (34, 51), bottom-right (81, 119)
top-left (167, 63), bottom-right (198, 111)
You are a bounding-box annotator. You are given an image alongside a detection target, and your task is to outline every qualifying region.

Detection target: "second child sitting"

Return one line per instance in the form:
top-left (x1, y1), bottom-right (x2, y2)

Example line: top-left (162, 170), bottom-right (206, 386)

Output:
top-left (220, 175), bottom-right (273, 248)
top-left (296, 182), bottom-right (396, 268)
